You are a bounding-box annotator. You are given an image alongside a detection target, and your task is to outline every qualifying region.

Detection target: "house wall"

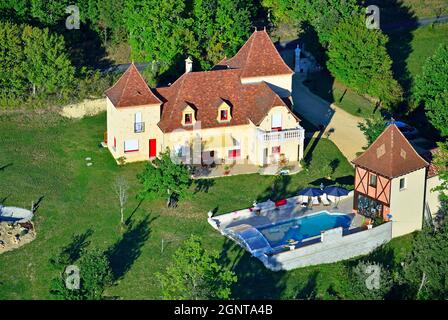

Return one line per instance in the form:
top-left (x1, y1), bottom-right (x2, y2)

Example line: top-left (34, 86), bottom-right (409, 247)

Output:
top-left (106, 97), bottom-right (164, 163)
top-left (426, 175), bottom-right (443, 217)
top-left (389, 168), bottom-right (426, 238)
top-left (256, 106), bottom-right (304, 165)
top-left (163, 124), bottom-right (256, 165)
top-left (107, 99), bottom-right (303, 166)
top-left (240, 74), bottom-right (293, 98)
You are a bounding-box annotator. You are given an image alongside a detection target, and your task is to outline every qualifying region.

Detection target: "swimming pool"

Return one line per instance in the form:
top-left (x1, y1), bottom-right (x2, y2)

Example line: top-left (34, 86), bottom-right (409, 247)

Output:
top-left (257, 211), bottom-right (352, 248)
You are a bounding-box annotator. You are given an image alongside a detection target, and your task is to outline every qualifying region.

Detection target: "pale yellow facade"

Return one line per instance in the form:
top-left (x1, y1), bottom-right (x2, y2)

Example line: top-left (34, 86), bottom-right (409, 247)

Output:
top-left (107, 97), bottom-right (305, 167)
top-left (241, 74), bottom-right (292, 98)
top-left (426, 175), bottom-right (443, 217)
top-left (106, 97), bottom-right (164, 163)
top-left (389, 168), bottom-right (426, 238)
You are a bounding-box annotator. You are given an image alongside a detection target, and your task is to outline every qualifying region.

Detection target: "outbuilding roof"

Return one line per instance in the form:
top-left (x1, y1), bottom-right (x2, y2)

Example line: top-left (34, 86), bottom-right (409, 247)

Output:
top-left (352, 124), bottom-right (429, 178)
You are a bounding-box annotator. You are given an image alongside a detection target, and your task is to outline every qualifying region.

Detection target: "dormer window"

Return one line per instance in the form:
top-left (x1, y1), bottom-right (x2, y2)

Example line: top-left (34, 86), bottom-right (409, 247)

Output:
top-left (220, 110), bottom-right (228, 121)
top-left (181, 103), bottom-right (196, 126)
top-left (217, 100), bottom-right (232, 123)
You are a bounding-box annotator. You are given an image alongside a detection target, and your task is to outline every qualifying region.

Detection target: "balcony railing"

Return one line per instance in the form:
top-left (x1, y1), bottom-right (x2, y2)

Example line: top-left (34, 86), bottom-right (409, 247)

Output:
top-left (134, 122), bottom-right (145, 133)
top-left (257, 127), bottom-right (305, 143)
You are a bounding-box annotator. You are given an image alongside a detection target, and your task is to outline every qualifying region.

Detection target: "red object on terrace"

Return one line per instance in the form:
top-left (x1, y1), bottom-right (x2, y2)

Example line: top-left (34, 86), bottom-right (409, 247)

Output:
top-left (275, 199), bottom-right (287, 206)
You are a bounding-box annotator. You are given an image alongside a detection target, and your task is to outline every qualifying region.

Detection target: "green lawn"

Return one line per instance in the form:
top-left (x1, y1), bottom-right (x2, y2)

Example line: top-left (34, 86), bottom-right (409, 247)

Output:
top-left (303, 72), bottom-right (376, 118)
top-left (388, 22), bottom-right (448, 91)
top-left (0, 111), bottom-right (413, 299)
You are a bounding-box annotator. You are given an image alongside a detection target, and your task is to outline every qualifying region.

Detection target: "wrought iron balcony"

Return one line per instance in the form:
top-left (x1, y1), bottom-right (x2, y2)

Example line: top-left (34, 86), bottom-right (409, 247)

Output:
top-left (134, 122), bottom-right (145, 133)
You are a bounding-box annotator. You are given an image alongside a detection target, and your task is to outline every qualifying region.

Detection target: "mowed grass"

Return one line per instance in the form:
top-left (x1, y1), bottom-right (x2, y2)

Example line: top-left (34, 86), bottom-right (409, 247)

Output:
top-left (0, 112), bottom-right (412, 299)
top-left (303, 72), bottom-right (375, 118)
top-left (389, 23), bottom-right (448, 82)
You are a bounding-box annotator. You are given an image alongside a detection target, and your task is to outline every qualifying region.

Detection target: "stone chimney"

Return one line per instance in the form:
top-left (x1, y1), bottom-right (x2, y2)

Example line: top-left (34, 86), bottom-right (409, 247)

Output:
top-left (185, 57), bottom-right (193, 73)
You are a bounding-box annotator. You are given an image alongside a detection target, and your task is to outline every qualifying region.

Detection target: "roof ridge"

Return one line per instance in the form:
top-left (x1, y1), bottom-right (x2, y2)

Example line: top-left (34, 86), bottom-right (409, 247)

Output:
top-left (352, 123), bottom-right (393, 165)
top-left (116, 66), bottom-right (133, 107)
top-left (393, 123), bottom-right (429, 166)
top-left (132, 64), bottom-right (161, 104)
top-left (242, 30), bottom-right (293, 77)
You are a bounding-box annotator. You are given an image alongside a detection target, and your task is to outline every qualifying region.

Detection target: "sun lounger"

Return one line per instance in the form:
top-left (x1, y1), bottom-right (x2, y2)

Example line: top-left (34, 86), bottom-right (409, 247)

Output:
top-left (321, 196), bottom-right (330, 206)
top-left (312, 197), bottom-right (319, 206)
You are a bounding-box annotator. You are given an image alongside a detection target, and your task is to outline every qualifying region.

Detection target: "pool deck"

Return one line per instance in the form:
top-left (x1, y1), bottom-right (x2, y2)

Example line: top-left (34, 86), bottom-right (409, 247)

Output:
top-left (213, 194), bottom-right (360, 232)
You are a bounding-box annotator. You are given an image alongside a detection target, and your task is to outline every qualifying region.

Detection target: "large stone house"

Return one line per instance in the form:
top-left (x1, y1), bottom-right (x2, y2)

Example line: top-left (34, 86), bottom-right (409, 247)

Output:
top-left (352, 124), bottom-right (443, 238)
top-left (105, 29), bottom-right (305, 168)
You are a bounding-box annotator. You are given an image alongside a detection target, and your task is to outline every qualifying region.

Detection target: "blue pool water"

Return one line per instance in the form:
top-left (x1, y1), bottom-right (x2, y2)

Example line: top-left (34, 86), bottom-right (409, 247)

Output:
top-left (257, 212), bottom-right (352, 248)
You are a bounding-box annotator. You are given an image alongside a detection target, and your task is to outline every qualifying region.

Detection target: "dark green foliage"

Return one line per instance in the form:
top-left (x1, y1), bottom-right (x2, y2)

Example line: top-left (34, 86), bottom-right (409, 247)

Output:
top-left (343, 261), bottom-right (393, 300)
top-left (137, 148), bottom-right (192, 204)
top-left (124, 0), bottom-right (253, 72)
top-left (22, 25), bottom-right (75, 97)
top-left (0, 21), bottom-right (26, 97)
top-left (432, 142), bottom-right (448, 203)
top-left (0, 21), bottom-right (75, 106)
top-left (327, 17), bottom-right (403, 108)
top-left (413, 44), bottom-right (448, 137)
top-left (156, 235), bottom-right (237, 299)
top-left (263, 0), bottom-right (360, 44)
top-left (51, 248), bottom-right (113, 300)
top-left (358, 117), bottom-right (387, 148)
top-left (402, 218), bottom-right (448, 300)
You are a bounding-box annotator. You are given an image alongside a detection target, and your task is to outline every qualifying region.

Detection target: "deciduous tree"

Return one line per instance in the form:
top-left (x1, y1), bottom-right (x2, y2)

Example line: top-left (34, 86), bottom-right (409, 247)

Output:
top-left (414, 44), bottom-right (448, 137)
top-left (327, 17), bottom-right (403, 108)
top-left (22, 25), bottom-right (75, 96)
top-left (51, 248), bottom-right (114, 300)
top-left (358, 117), bottom-right (387, 148)
top-left (157, 235), bottom-right (237, 299)
top-left (137, 149), bottom-right (192, 206)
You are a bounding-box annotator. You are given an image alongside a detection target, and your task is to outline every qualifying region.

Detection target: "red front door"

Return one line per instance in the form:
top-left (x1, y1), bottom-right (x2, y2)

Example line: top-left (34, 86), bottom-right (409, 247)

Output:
top-left (149, 139), bottom-right (157, 157)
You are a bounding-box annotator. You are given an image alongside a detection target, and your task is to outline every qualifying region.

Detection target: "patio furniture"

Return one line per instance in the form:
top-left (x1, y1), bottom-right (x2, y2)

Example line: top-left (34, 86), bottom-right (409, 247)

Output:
top-left (321, 196), bottom-right (330, 206)
top-left (275, 199), bottom-right (287, 206)
top-left (312, 197), bottom-right (320, 206)
top-left (300, 197), bottom-right (309, 207)
top-left (323, 186), bottom-right (349, 207)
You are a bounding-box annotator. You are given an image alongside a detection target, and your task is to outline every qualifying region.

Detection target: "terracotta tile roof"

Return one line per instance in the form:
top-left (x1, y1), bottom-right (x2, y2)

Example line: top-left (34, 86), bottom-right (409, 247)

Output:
top-left (421, 148), bottom-right (442, 178)
top-left (105, 63), bottom-right (161, 107)
top-left (352, 124), bottom-right (429, 178)
top-left (216, 29), bottom-right (294, 78)
top-left (155, 69), bottom-right (294, 133)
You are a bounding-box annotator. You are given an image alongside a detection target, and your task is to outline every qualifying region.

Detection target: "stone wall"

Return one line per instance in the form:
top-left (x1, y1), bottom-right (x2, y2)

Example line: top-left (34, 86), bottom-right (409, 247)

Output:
top-left (60, 98), bottom-right (106, 119)
top-left (262, 221), bottom-right (392, 271)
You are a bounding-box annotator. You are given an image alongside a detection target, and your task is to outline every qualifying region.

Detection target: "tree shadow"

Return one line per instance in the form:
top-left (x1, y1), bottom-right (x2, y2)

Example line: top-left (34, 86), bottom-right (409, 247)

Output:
top-left (0, 195), bottom-right (10, 205)
top-left (194, 178), bottom-right (215, 194)
top-left (125, 199), bottom-right (144, 226)
top-left (256, 175), bottom-right (292, 202)
top-left (51, 229), bottom-right (94, 267)
top-left (107, 214), bottom-right (156, 281)
top-left (303, 128), bottom-right (325, 168)
top-left (0, 163), bottom-right (13, 171)
top-left (61, 22), bottom-right (113, 70)
top-left (32, 195), bottom-right (45, 213)
top-left (299, 21), bottom-right (327, 66)
top-left (220, 239), bottom-right (288, 299)
top-left (334, 175), bottom-right (355, 187)
top-left (293, 270), bottom-right (320, 299)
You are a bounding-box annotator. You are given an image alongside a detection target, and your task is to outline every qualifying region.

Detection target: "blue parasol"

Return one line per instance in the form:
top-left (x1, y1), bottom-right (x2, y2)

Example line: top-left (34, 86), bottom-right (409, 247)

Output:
top-left (323, 186), bottom-right (349, 197)
top-left (298, 187), bottom-right (324, 197)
